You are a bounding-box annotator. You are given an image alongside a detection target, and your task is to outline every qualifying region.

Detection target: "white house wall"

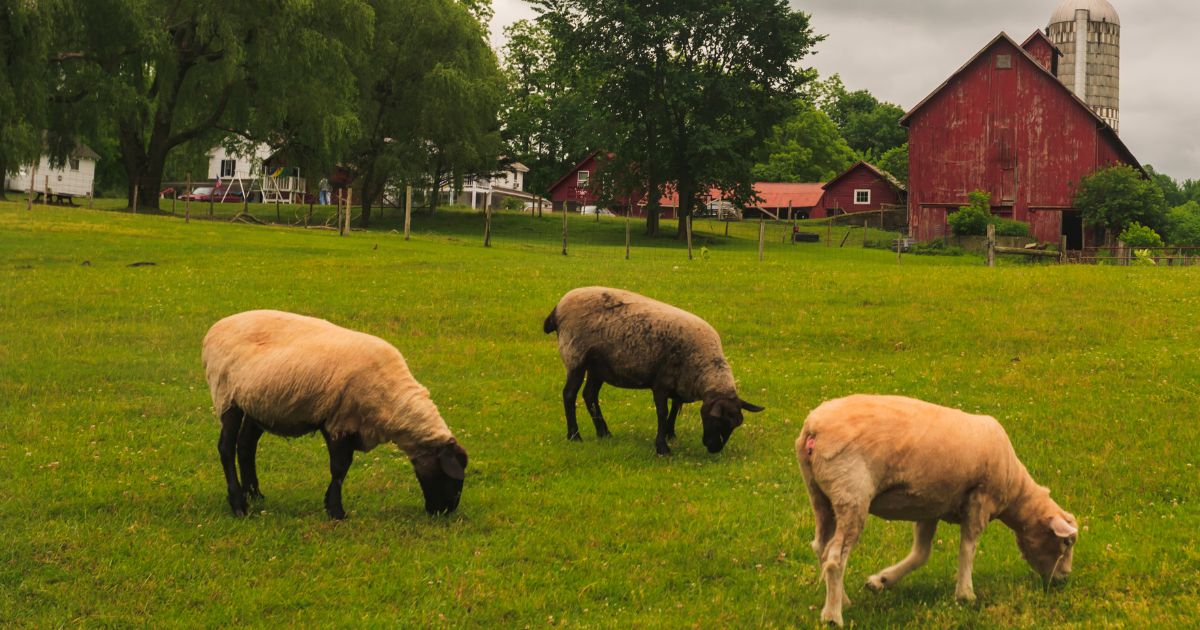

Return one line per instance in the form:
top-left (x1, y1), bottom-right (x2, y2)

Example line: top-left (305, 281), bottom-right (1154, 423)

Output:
top-left (5, 156), bottom-right (97, 197)
top-left (207, 144), bottom-right (271, 180)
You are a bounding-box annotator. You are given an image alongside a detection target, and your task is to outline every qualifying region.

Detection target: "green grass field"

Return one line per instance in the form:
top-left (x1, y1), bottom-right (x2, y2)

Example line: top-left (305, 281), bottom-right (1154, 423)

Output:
top-left (1, 201), bottom-right (1197, 627)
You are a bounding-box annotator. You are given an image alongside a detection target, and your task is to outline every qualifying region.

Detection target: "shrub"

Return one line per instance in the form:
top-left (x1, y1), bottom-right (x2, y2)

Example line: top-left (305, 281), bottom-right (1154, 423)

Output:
top-left (911, 240), bottom-right (965, 256)
top-left (502, 197), bottom-right (525, 212)
top-left (1163, 201), bottom-right (1200, 246)
top-left (947, 190), bottom-right (992, 236)
top-left (992, 218), bottom-right (1030, 237)
top-left (1118, 222), bottom-right (1164, 248)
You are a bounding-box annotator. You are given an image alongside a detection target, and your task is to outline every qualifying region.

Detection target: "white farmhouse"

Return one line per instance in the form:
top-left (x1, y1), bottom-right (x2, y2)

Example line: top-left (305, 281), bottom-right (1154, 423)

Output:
top-left (442, 161), bottom-right (536, 210)
top-left (4, 145), bottom-right (100, 200)
top-left (204, 142), bottom-right (307, 203)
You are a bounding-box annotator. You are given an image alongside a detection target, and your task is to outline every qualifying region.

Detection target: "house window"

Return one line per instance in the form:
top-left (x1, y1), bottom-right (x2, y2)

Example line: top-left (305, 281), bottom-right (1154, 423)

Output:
top-left (69, 158), bottom-right (80, 172)
top-left (854, 189), bottom-right (871, 205)
top-left (220, 159), bottom-right (236, 178)
top-left (577, 170), bottom-right (590, 187)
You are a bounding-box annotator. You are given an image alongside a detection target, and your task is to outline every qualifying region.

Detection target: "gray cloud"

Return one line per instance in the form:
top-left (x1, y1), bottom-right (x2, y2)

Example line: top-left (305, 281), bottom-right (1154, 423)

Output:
top-left (491, 1), bottom-right (1200, 179)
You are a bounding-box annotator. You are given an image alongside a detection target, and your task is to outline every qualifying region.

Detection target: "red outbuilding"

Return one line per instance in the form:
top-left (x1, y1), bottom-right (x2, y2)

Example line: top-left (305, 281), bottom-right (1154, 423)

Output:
top-left (902, 31), bottom-right (1143, 247)
top-left (816, 161), bottom-right (905, 218)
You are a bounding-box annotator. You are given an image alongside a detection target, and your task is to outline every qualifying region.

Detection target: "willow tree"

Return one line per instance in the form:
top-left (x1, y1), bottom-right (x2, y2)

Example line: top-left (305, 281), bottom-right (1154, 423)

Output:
top-left (535, 0), bottom-right (820, 236)
top-left (0, 1), bottom-right (59, 198)
top-left (47, 0), bottom-right (371, 210)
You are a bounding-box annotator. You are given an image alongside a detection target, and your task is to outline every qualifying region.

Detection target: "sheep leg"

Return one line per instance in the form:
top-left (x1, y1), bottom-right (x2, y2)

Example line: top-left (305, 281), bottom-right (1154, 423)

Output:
top-left (237, 419), bottom-right (265, 501)
top-left (582, 373), bottom-right (611, 438)
top-left (805, 480), bottom-right (836, 563)
top-left (562, 366), bottom-right (586, 441)
top-left (955, 491), bottom-right (992, 602)
top-left (665, 398), bottom-right (681, 441)
top-left (821, 500), bottom-right (868, 627)
top-left (321, 429), bottom-right (356, 520)
top-left (867, 520), bottom-right (938, 591)
top-left (217, 406), bottom-right (247, 517)
top-left (653, 390), bottom-right (672, 455)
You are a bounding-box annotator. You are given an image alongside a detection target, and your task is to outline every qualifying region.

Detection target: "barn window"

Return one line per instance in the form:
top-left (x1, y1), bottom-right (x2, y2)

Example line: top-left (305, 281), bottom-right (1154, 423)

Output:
top-left (69, 158), bottom-right (80, 172)
top-left (995, 54), bottom-right (1012, 69)
top-left (220, 159), bottom-right (236, 178)
top-left (854, 189), bottom-right (871, 205)
top-left (577, 170), bottom-right (590, 187)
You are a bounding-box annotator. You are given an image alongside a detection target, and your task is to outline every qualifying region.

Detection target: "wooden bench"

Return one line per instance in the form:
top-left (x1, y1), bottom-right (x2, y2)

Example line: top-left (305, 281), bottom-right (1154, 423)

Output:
top-left (32, 192), bottom-right (76, 206)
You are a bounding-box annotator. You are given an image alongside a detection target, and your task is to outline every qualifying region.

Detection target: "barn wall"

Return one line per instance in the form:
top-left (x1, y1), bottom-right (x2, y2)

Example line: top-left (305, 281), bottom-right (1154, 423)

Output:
top-left (819, 166), bottom-right (900, 217)
top-left (907, 37), bottom-right (1137, 243)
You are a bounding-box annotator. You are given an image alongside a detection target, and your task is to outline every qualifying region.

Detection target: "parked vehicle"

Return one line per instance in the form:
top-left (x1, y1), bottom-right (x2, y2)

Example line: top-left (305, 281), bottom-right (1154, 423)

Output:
top-left (181, 186), bottom-right (244, 203)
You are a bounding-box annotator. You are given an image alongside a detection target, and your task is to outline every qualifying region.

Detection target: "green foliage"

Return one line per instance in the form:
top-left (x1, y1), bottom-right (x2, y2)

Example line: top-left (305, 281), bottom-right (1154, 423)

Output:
top-left (810, 75), bottom-right (907, 160)
top-left (1075, 164), bottom-right (1167, 235)
top-left (752, 101), bottom-right (856, 182)
top-left (992, 218), bottom-right (1030, 238)
top-left (910, 240), bottom-right (965, 256)
top-left (1163, 201), bottom-right (1200, 246)
top-left (947, 190), bottom-right (993, 236)
top-left (501, 196), bottom-right (525, 212)
top-left (1145, 164), bottom-right (1187, 207)
top-left (877, 144), bottom-right (908, 185)
top-left (1118, 222), bottom-right (1164, 248)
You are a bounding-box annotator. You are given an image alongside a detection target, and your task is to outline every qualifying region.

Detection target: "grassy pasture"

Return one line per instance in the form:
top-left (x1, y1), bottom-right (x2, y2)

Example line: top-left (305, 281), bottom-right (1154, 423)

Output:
top-left (1, 201), bottom-right (1197, 627)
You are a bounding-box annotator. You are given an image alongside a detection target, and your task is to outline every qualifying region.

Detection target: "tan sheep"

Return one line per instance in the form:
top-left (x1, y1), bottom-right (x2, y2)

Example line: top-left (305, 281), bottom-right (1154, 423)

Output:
top-left (544, 286), bottom-right (762, 455)
top-left (202, 310), bottom-right (468, 519)
top-left (796, 395), bottom-right (1078, 627)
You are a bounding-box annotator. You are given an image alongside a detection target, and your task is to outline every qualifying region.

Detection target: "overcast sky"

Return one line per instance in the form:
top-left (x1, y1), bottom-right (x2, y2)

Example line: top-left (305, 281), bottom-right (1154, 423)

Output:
top-left (489, 0), bottom-right (1200, 180)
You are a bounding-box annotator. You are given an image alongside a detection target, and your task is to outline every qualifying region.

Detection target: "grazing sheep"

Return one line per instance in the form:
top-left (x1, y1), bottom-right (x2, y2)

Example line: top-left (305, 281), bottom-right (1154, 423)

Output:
top-left (796, 395), bottom-right (1078, 627)
top-left (202, 310), bottom-right (468, 519)
top-left (543, 286), bottom-right (763, 455)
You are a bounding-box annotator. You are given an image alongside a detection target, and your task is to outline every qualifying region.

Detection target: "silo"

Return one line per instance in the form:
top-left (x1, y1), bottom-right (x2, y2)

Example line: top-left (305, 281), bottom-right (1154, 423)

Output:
top-left (1047, 0), bottom-right (1120, 132)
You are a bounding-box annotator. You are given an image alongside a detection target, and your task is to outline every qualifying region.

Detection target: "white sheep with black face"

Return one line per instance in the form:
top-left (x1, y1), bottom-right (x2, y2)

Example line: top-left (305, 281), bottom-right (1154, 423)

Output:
top-left (796, 395), bottom-right (1079, 627)
top-left (202, 310), bottom-right (468, 519)
top-left (544, 287), bottom-right (763, 455)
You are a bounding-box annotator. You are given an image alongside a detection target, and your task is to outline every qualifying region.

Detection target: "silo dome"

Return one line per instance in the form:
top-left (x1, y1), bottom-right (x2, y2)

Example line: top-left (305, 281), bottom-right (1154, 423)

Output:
top-left (1050, 0), bottom-right (1120, 26)
top-left (1047, 0), bottom-right (1121, 132)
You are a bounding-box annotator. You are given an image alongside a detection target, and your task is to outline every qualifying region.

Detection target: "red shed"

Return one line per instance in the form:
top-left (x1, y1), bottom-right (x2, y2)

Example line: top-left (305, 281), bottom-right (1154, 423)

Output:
top-left (902, 31), bottom-right (1142, 247)
top-left (546, 151), bottom-right (680, 218)
top-left (816, 161), bottom-right (905, 218)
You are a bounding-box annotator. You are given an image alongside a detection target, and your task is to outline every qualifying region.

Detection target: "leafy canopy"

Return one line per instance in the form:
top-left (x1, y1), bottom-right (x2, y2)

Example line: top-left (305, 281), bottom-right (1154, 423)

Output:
top-left (752, 101), bottom-right (856, 183)
top-left (1075, 164), bottom-right (1167, 235)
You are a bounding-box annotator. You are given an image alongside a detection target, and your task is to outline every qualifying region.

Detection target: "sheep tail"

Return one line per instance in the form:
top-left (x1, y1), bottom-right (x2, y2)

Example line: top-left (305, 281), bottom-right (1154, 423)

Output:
top-left (543, 307), bottom-right (558, 334)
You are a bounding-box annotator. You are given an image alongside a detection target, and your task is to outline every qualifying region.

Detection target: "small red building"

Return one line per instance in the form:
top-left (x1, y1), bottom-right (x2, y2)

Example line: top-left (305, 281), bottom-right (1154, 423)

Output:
top-left (546, 151), bottom-right (680, 218)
top-left (902, 31), bottom-right (1142, 246)
top-left (816, 161), bottom-right (905, 218)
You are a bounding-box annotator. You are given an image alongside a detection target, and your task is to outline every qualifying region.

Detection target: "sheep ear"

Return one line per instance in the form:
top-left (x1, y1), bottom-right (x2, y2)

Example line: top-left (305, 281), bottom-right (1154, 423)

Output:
top-left (1050, 515), bottom-right (1077, 539)
top-left (739, 399), bottom-right (765, 413)
top-left (439, 441), bottom-right (466, 480)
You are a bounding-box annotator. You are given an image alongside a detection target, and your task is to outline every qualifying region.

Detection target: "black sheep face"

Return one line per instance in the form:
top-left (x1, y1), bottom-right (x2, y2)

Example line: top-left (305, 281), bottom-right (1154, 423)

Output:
top-left (700, 397), bottom-right (764, 453)
top-left (412, 439), bottom-right (468, 515)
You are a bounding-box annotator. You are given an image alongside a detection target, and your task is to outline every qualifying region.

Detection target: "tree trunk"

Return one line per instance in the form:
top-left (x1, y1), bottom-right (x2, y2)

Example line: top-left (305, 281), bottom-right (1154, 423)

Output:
top-left (675, 180), bottom-right (695, 240)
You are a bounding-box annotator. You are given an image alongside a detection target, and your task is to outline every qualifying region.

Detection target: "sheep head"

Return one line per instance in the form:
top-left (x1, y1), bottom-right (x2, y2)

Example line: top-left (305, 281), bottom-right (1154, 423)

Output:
top-left (412, 438), bottom-right (468, 515)
top-left (699, 396), bottom-right (764, 453)
top-left (1015, 509), bottom-right (1078, 584)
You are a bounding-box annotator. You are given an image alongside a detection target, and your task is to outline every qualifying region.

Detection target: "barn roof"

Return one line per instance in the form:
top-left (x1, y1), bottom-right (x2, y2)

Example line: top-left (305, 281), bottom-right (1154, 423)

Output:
top-left (822, 161), bottom-right (905, 193)
top-left (899, 32), bottom-right (1142, 174)
top-left (1020, 30), bottom-right (1062, 58)
top-left (750, 182), bottom-right (826, 208)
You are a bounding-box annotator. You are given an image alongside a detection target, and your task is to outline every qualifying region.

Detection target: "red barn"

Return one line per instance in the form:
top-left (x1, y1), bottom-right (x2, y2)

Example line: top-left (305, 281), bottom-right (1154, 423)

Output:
top-left (816, 161), bottom-right (905, 218)
top-left (902, 31), bottom-right (1142, 247)
top-left (546, 151), bottom-right (681, 218)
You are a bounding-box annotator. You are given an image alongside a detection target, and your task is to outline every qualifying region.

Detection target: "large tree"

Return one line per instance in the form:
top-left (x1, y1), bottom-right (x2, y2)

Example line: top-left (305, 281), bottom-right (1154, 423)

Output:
top-left (535, 0), bottom-right (820, 236)
top-left (0, 1), bottom-right (62, 198)
top-left (810, 74), bottom-right (906, 161)
top-left (47, 0), bottom-right (371, 210)
top-left (348, 0), bottom-right (502, 225)
top-left (752, 100), bottom-right (856, 183)
top-left (1076, 164), bottom-right (1167, 240)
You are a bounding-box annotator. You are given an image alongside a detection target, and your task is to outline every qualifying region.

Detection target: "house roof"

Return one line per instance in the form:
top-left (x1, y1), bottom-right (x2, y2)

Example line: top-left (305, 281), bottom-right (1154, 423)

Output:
top-left (750, 182), bottom-right (826, 208)
top-left (899, 32), bottom-right (1142, 174)
top-left (508, 162), bottom-right (530, 173)
top-left (822, 161), bottom-right (906, 193)
top-left (72, 144), bottom-right (100, 161)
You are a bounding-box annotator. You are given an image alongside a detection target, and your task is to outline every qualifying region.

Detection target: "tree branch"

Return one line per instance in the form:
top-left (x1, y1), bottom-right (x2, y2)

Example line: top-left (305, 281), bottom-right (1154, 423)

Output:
top-left (165, 83), bottom-right (236, 150)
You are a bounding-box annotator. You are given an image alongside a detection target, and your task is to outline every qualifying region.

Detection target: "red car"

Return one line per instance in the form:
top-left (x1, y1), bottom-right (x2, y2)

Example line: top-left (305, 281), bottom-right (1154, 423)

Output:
top-left (180, 186), bottom-right (244, 203)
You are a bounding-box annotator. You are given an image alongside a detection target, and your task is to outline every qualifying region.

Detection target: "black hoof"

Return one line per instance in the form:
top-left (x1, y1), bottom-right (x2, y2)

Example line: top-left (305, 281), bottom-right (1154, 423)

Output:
top-left (567, 432), bottom-right (583, 442)
top-left (655, 445), bottom-right (672, 456)
top-left (246, 487), bottom-right (264, 501)
top-left (596, 427), bottom-right (612, 439)
top-left (228, 495), bottom-right (248, 517)
top-left (326, 505), bottom-right (346, 520)
top-left (666, 432), bottom-right (676, 441)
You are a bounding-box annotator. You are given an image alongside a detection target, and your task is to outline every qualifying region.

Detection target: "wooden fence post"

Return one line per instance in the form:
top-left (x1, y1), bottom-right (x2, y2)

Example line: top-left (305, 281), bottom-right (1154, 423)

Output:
top-left (789, 201), bottom-right (795, 245)
top-left (344, 189), bottom-right (353, 235)
top-left (625, 209), bottom-right (631, 260)
top-left (758, 217), bottom-right (766, 261)
top-left (275, 196), bottom-right (281, 223)
top-left (986, 223), bottom-right (996, 267)
top-left (1059, 235), bottom-right (1067, 264)
top-left (44, 176), bottom-right (51, 209)
top-left (87, 190), bottom-right (93, 209)
top-left (826, 216), bottom-right (832, 246)
top-left (132, 183), bottom-right (139, 214)
top-left (863, 214), bottom-right (869, 248)
top-left (562, 203), bottom-right (568, 256)
top-left (484, 201), bottom-right (492, 247)
top-left (896, 235), bottom-right (903, 264)
top-left (171, 189), bottom-right (176, 215)
top-left (185, 173), bottom-right (191, 223)
top-left (404, 185), bottom-right (412, 240)
top-left (686, 215), bottom-right (693, 260)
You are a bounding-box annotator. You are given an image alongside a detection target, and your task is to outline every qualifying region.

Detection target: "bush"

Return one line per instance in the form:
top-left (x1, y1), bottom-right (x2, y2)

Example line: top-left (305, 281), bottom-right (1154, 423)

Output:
top-left (502, 197), bottom-right (525, 212)
top-left (1118, 222), bottom-right (1164, 248)
top-left (910, 240), bottom-right (965, 256)
top-left (947, 190), bottom-right (992, 236)
top-left (992, 218), bottom-right (1030, 237)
